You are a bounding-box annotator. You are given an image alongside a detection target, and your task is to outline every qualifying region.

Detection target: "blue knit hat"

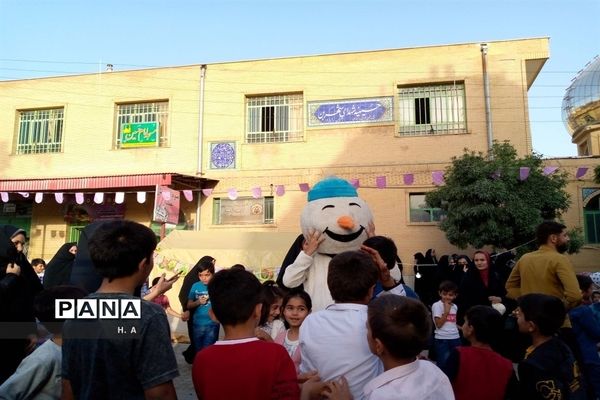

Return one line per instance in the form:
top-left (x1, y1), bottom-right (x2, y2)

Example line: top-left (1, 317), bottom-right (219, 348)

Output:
top-left (308, 177), bottom-right (357, 202)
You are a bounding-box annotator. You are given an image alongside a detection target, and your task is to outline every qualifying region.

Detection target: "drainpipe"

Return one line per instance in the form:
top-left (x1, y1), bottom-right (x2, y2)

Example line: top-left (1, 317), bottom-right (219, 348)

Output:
top-left (195, 64), bottom-right (207, 231)
top-left (481, 44), bottom-right (494, 157)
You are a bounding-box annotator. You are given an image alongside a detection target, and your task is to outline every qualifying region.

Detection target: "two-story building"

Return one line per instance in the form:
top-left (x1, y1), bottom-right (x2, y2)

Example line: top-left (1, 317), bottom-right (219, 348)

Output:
top-left (3, 37), bottom-right (595, 271)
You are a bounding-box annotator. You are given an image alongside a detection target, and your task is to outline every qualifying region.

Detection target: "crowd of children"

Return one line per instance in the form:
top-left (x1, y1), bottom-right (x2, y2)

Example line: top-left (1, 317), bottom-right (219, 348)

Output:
top-left (1, 220), bottom-right (600, 399)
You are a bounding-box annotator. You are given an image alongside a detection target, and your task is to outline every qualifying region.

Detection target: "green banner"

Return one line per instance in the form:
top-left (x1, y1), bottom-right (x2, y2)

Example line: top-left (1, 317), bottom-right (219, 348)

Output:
top-left (120, 122), bottom-right (158, 148)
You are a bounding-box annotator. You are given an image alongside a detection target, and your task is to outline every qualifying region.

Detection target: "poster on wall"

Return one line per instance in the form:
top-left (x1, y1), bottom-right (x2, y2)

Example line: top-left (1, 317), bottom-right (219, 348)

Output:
top-left (153, 186), bottom-right (180, 225)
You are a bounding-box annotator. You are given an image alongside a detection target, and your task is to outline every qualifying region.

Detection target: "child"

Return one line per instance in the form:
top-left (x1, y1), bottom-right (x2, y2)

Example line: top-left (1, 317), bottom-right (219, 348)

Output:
top-left (431, 280), bottom-right (461, 367)
top-left (362, 236), bottom-right (419, 299)
top-left (31, 258), bottom-right (46, 283)
top-left (0, 285), bottom-right (86, 399)
top-left (325, 295), bottom-right (454, 399)
top-left (568, 274), bottom-right (600, 399)
top-left (516, 293), bottom-right (586, 400)
top-left (256, 280), bottom-right (286, 341)
top-left (275, 289), bottom-right (312, 372)
top-left (151, 276), bottom-right (184, 319)
top-left (192, 268), bottom-right (299, 399)
top-left (441, 305), bottom-right (516, 400)
top-left (61, 220), bottom-right (178, 399)
top-left (187, 260), bottom-right (220, 354)
top-left (299, 251), bottom-right (382, 400)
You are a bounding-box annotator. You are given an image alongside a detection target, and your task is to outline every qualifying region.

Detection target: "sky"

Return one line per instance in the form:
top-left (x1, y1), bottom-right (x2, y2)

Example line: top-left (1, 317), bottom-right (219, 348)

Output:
top-left (1, 0), bottom-right (599, 158)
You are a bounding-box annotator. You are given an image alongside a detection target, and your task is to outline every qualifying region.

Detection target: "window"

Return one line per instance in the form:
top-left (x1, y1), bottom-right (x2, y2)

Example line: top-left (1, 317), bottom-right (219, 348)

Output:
top-left (584, 192), bottom-right (600, 244)
top-left (212, 196), bottom-right (274, 225)
top-left (398, 83), bottom-right (466, 135)
top-left (246, 94), bottom-right (303, 143)
top-left (115, 101), bottom-right (168, 148)
top-left (409, 193), bottom-right (445, 223)
top-left (16, 108), bottom-right (64, 154)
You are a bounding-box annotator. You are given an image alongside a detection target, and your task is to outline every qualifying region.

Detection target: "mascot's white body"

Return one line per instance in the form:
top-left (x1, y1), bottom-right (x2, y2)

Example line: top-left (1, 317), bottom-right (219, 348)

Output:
top-left (282, 177), bottom-right (373, 311)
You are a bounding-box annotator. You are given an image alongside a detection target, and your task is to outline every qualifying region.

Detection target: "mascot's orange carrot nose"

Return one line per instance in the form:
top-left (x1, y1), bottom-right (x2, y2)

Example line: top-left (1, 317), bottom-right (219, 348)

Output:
top-left (337, 215), bottom-right (355, 230)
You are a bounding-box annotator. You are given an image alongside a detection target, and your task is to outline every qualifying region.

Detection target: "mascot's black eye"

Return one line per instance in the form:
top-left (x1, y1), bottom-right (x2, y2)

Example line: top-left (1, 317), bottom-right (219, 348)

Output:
top-left (349, 202), bottom-right (361, 208)
top-left (321, 205), bottom-right (335, 210)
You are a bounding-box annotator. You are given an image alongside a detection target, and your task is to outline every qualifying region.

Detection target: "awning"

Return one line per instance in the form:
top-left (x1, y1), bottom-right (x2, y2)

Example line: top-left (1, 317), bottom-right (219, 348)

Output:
top-left (0, 173), bottom-right (216, 192)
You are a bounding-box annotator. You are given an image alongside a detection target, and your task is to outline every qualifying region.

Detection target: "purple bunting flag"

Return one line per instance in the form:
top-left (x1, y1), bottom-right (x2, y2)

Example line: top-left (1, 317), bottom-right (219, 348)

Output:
top-left (350, 179), bottom-right (360, 189)
top-left (202, 188), bottom-right (213, 197)
top-left (251, 187), bottom-right (262, 199)
top-left (275, 185), bottom-right (285, 196)
top-left (519, 167), bottom-right (530, 181)
top-left (299, 183), bottom-right (310, 192)
top-left (542, 166), bottom-right (558, 176)
top-left (35, 193), bottom-right (43, 204)
top-left (54, 193), bottom-right (64, 204)
top-left (228, 188), bottom-right (238, 200)
top-left (376, 176), bottom-right (387, 189)
top-left (432, 171), bottom-right (444, 186)
top-left (403, 174), bottom-right (414, 185)
top-left (576, 167), bottom-right (588, 179)
top-left (183, 190), bottom-right (193, 202)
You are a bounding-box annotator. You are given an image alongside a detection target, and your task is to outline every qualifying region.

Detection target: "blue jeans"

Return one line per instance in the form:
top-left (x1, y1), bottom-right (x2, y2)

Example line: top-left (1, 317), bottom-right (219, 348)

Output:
top-left (434, 337), bottom-right (461, 368)
top-left (192, 324), bottom-right (220, 354)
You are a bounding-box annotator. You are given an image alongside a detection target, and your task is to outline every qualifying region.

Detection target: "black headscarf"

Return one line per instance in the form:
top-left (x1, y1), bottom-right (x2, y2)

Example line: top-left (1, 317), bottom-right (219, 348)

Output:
top-left (0, 226), bottom-right (39, 384)
top-left (69, 221), bottom-right (108, 293)
top-left (276, 234), bottom-right (305, 290)
top-left (43, 242), bottom-right (77, 289)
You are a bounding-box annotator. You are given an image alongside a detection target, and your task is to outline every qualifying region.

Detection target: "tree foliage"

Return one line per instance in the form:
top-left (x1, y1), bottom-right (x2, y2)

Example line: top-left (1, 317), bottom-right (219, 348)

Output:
top-left (426, 142), bottom-right (570, 249)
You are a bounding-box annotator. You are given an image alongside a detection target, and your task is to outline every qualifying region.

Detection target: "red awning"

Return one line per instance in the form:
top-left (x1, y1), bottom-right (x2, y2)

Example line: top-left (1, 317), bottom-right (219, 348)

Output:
top-left (0, 174), bottom-right (173, 192)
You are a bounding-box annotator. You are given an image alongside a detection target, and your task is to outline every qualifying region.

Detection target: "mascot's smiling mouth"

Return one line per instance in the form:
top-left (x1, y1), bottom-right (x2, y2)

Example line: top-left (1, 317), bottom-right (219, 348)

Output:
top-left (323, 226), bottom-right (365, 242)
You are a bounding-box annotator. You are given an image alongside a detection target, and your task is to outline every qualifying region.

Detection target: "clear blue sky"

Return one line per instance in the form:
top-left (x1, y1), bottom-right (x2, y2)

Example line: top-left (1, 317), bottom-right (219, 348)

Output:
top-left (1, 0), bottom-right (598, 157)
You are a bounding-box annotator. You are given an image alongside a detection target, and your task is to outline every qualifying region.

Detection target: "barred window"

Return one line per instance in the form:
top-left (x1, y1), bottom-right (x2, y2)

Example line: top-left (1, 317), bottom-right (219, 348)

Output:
top-left (398, 83), bottom-right (466, 136)
top-left (246, 94), bottom-right (303, 143)
top-left (213, 196), bottom-right (274, 225)
top-left (115, 101), bottom-right (168, 148)
top-left (16, 108), bottom-right (64, 154)
top-left (409, 193), bottom-right (446, 223)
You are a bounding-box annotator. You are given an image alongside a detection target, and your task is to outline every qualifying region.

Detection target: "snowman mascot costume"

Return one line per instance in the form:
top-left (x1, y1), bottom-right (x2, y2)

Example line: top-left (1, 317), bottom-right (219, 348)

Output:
top-left (282, 177), bottom-right (374, 311)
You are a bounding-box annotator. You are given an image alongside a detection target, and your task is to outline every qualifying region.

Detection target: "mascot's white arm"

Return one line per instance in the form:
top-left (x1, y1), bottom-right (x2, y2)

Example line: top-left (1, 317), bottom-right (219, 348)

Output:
top-left (282, 251), bottom-right (313, 288)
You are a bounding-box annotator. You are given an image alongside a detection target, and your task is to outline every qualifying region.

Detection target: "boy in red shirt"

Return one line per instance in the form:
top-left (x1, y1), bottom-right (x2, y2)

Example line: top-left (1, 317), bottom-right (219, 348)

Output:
top-left (192, 268), bottom-right (300, 400)
top-left (442, 305), bottom-right (516, 400)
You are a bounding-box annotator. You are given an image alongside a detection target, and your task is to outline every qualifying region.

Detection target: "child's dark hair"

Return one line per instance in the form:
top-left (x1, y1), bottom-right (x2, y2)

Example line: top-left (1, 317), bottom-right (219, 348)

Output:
top-left (31, 258), bottom-right (46, 267)
top-left (464, 305), bottom-right (503, 345)
top-left (208, 269), bottom-right (262, 326)
top-left (230, 264), bottom-right (246, 271)
top-left (576, 274), bottom-right (593, 292)
top-left (328, 251), bottom-right (378, 303)
top-left (518, 293), bottom-right (566, 336)
top-left (34, 286), bottom-right (88, 334)
top-left (258, 280), bottom-right (286, 326)
top-left (363, 236), bottom-right (397, 270)
top-left (197, 260), bottom-right (215, 275)
top-left (439, 280), bottom-right (458, 293)
top-left (281, 289), bottom-right (312, 329)
top-left (89, 220), bottom-right (157, 281)
top-left (368, 295), bottom-right (431, 359)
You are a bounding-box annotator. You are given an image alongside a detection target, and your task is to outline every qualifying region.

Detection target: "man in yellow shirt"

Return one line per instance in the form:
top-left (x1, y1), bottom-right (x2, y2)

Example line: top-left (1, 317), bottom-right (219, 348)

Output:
top-left (505, 221), bottom-right (582, 313)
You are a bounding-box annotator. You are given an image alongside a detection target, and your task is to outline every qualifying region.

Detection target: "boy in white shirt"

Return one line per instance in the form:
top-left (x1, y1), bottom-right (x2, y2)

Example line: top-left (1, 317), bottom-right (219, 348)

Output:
top-left (431, 280), bottom-right (460, 367)
top-left (299, 250), bottom-right (382, 400)
top-left (325, 295), bottom-right (454, 400)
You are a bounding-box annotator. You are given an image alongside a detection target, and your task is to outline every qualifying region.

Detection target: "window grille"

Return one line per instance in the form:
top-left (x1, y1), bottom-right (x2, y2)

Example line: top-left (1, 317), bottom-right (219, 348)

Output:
top-left (16, 108), bottom-right (64, 154)
top-left (213, 196), bottom-right (274, 225)
top-left (409, 193), bottom-right (446, 223)
top-left (246, 94), bottom-right (303, 143)
top-left (398, 83), bottom-right (466, 136)
top-left (115, 101), bottom-right (168, 148)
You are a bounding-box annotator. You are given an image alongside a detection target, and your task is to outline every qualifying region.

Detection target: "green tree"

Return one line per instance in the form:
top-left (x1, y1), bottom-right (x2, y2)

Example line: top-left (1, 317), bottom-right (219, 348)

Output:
top-left (426, 142), bottom-right (571, 250)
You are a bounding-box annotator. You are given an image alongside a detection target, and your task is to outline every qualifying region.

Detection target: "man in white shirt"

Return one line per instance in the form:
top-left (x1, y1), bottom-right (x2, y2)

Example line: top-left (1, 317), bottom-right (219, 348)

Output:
top-left (299, 251), bottom-right (382, 400)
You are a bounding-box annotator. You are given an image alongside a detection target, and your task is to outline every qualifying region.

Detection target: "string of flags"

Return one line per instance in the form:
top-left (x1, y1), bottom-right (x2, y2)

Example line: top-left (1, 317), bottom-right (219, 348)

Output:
top-left (0, 166), bottom-right (592, 204)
